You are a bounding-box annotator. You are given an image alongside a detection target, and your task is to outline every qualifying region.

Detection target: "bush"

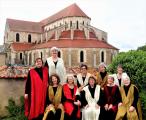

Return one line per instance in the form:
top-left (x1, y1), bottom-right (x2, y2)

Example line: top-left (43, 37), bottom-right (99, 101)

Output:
top-left (108, 50), bottom-right (146, 119)
top-left (3, 96), bottom-right (27, 120)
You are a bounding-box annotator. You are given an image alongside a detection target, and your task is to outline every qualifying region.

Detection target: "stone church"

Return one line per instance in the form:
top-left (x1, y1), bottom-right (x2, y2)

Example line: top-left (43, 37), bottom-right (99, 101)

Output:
top-left (3, 3), bottom-right (118, 67)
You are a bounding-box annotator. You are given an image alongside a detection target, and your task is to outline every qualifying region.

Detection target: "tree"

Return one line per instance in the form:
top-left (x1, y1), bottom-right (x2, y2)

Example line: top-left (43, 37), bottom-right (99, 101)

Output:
top-left (137, 44), bottom-right (146, 51)
top-left (108, 50), bottom-right (146, 119)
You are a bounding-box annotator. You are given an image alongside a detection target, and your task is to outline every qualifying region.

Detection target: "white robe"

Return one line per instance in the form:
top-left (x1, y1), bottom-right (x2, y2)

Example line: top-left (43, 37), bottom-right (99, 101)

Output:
top-left (82, 85), bottom-right (101, 120)
top-left (77, 73), bottom-right (91, 87)
top-left (113, 72), bottom-right (127, 87)
top-left (76, 73), bottom-right (91, 95)
top-left (47, 57), bottom-right (66, 84)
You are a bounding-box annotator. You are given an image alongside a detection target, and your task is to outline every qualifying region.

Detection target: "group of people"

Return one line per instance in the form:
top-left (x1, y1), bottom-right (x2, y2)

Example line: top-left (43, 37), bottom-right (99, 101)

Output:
top-left (24, 47), bottom-right (142, 120)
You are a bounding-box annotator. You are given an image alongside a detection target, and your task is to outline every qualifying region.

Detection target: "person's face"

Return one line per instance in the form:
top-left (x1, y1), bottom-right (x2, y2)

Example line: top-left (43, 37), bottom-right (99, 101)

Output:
top-left (107, 76), bottom-right (114, 84)
top-left (35, 59), bottom-right (43, 68)
top-left (67, 76), bottom-right (74, 85)
top-left (51, 50), bottom-right (58, 58)
top-left (117, 67), bottom-right (123, 74)
top-left (123, 78), bottom-right (130, 86)
top-left (89, 78), bottom-right (95, 86)
top-left (52, 76), bottom-right (58, 85)
top-left (99, 65), bottom-right (105, 72)
top-left (81, 66), bottom-right (87, 74)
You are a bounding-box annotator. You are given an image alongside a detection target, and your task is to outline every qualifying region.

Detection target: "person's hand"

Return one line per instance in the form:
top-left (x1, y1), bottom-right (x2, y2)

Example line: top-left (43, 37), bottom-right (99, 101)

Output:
top-left (74, 100), bottom-right (81, 106)
top-left (108, 104), bottom-right (113, 110)
top-left (129, 106), bottom-right (135, 112)
top-left (104, 104), bottom-right (108, 111)
top-left (78, 86), bottom-right (84, 92)
top-left (47, 104), bottom-right (54, 110)
top-left (24, 94), bottom-right (28, 99)
top-left (95, 104), bottom-right (100, 109)
top-left (58, 103), bottom-right (64, 108)
top-left (85, 104), bottom-right (89, 109)
top-left (118, 102), bottom-right (122, 107)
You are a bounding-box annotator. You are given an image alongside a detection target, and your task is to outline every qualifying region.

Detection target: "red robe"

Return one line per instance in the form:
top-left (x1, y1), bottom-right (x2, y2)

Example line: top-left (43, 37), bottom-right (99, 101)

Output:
top-left (63, 84), bottom-right (80, 118)
top-left (25, 67), bottom-right (48, 119)
top-left (104, 85), bottom-right (120, 112)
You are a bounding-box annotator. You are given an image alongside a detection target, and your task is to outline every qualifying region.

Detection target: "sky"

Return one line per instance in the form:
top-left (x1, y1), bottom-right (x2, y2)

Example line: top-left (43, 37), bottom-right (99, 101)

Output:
top-left (0, 0), bottom-right (146, 52)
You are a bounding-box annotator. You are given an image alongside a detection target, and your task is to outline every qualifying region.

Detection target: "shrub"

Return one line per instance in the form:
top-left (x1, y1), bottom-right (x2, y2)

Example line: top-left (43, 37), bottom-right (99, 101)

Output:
top-left (108, 50), bottom-right (146, 119)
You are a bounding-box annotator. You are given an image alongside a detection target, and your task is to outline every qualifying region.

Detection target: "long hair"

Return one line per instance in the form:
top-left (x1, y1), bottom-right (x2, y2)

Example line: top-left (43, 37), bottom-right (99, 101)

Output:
top-left (49, 73), bottom-right (60, 86)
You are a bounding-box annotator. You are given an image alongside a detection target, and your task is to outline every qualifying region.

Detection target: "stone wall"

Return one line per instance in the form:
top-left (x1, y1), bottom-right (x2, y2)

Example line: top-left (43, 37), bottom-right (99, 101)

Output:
top-left (0, 54), bottom-right (6, 66)
top-left (0, 79), bottom-right (25, 117)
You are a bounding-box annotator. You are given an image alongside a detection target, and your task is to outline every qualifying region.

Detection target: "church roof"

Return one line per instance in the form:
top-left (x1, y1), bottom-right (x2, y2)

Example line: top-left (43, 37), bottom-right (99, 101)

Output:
top-left (40, 3), bottom-right (90, 26)
top-left (6, 19), bottom-right (43, 33)
top-left (11, 39), bottom-right (118, 51)
top-left (11, 43), bottom-right (34, 51)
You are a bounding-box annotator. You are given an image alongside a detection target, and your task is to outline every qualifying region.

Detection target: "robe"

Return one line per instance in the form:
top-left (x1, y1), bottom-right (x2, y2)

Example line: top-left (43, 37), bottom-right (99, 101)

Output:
top-left (77, 73), bottom-right (91, 87)
top-left (63, 84), bottom-right (80, 119)
top-left (81, 85), bottom-right (101, 120)
top-left (115, 84), bottom-right (142, 120)
top-left (46, 57), bottom-right (66, 84)
top-left (102, 85), bottom-right (122, 120)
top-left (112, 73), bottom-right (127, 87)
top-left (96, 72), bottom-right (108, 89)
top-left (43, 85), bottom-right (64, 120)
top-left (25, 67), bottom-right (48, 120)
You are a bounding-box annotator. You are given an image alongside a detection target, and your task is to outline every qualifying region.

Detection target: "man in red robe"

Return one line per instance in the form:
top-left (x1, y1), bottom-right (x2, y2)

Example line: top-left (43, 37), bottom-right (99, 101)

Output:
top-left (24, 58), bottom-right (48, 120)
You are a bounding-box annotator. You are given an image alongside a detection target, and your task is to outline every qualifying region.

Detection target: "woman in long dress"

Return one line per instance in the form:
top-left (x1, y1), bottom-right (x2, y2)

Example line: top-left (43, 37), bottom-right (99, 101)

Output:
top-left (62, 74), bottom-right (81, 120)
top-left (115, 75), bottom-right (142, 120)
top-left (45, 46), bottom-right (66, 84)
top-left (102, 75), bottom-right (122, 120)
top-left (80, 76), bottom-right (104, 120)
top-left (43, 74), bottom-right (64, 120)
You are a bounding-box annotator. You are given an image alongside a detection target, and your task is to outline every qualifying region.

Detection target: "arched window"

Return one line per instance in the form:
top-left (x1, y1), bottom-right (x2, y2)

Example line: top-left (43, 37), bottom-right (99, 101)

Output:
top-left (76, 21), bottom-right (79, 29)
top-left (16, 33), bottom-right (20, 42)
top-left (70, 21), bottom-right (72, 28)
top-left (80, 51), bottom-right (84, 62)
top-left (20, 53), bottom-right (22, 60)
top-left (40, 52), bottom-right (43, 59)
top-left (58, 51), bottom-right (61, 58)
top-left (83, 21), bottom-right (84, 25)
top-left (101, 51), bottom-right (104, 62)
top-left (28, 34), bottom-right (31, 43)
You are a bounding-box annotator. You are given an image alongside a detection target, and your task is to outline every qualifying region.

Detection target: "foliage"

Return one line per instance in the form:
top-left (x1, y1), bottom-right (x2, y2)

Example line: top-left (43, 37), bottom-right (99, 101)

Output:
top-left (108, 50), bottom-right (146, 119)
top-left (137, 44), bottom-right (146, 51)
top-left (3, 96), bottom-right (27, 120)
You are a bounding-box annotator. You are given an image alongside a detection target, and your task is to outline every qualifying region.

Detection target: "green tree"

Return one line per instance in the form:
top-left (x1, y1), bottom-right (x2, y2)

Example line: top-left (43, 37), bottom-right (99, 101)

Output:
top-left (108, 50), bottom-right (146, 119)
top-left (137, 44), bottom-right (146, 51)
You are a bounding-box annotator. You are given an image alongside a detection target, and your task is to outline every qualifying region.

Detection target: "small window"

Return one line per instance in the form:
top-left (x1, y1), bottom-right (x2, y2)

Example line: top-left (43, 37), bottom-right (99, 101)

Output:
top-left (80, 51), bottom-right (84, 62)
top-left (20, 53), bottom-right (22, 60)
top-left (83, 21), bottom-right (84, 25)
top-left (28, 34), bottom-right (31, 43)
top-left (76, 21), bottom-right (79, 29)
top-left (40, 52), bottom-right (43, 59)
top-left (16, 33), bottom-right (20, 42)
top-left (101, 51), bottom-right (104, 62)
top-left (58, 51), bottom-right (61, 58)
top-left (70, 21), bottom-right (72, 28)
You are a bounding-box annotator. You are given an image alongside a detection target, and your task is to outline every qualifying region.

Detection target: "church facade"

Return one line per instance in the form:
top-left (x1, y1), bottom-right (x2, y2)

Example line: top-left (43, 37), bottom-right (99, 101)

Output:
top-left (3, 3), bottom-right (118, 67)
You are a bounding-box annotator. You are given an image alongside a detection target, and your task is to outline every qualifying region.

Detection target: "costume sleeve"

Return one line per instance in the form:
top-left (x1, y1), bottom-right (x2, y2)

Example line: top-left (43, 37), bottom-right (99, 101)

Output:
top-left (25, 71), bottom-right (31, 94)
top-left (97, 89), bottom-right (105, 106)
top-left (132, 86), bottom-right (139, 108)
top-left (46, 87), bottom-right (51, 106)
top-left (80, 90), bottom-right (88, 107)
top-left (115, 86), bottom-right (122, 104)
top-left (77, 79), bottom-right (81, 88)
